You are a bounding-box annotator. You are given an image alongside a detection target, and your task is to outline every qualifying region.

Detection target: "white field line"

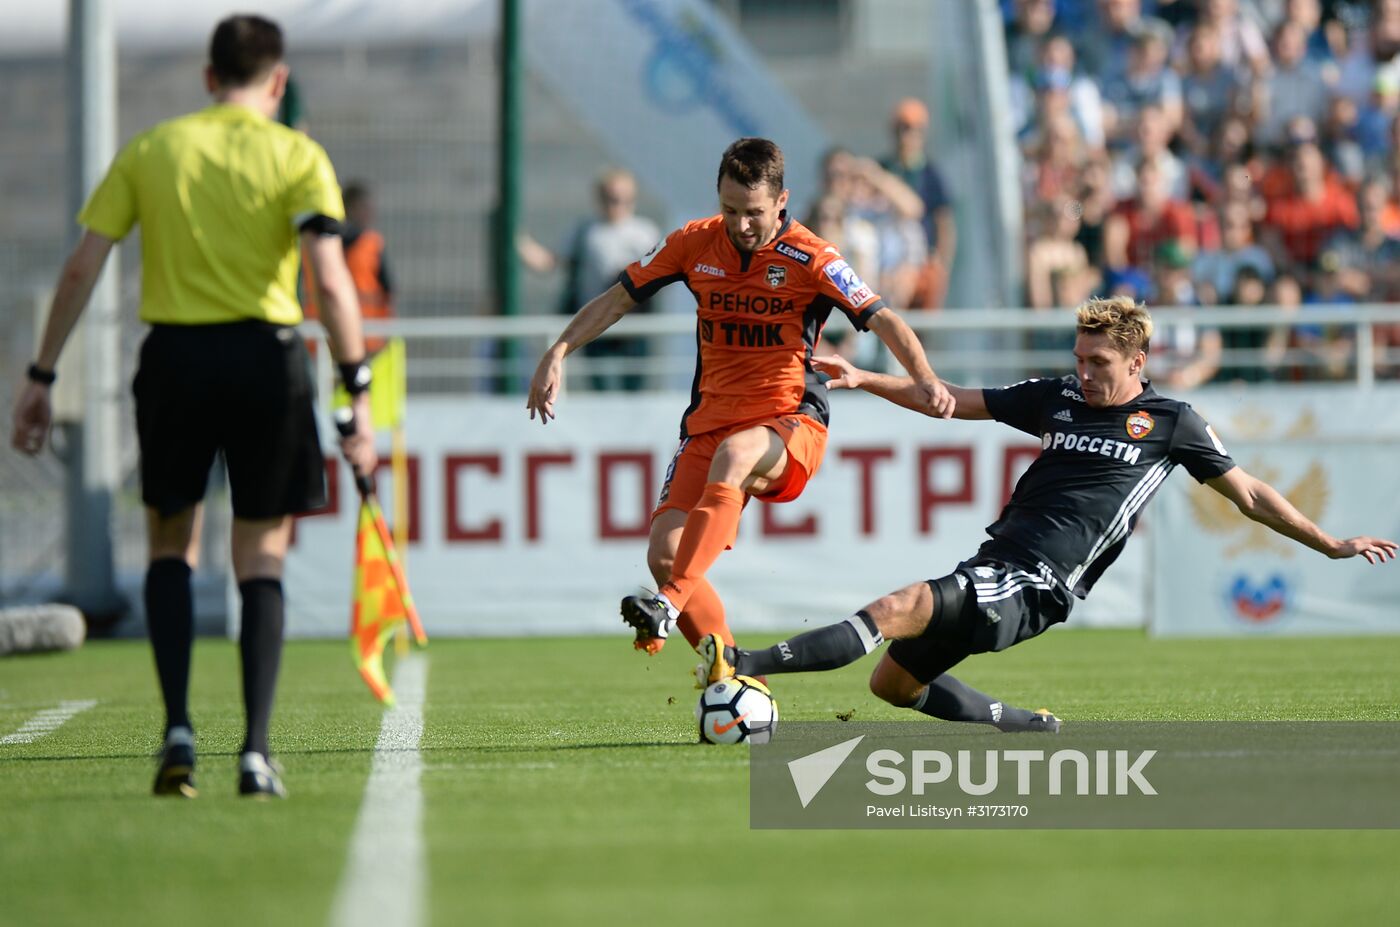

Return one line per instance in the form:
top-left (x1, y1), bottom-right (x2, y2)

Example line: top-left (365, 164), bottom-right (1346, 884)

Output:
top-left (330, 655), bottom-right (428, 927)
top-left (0, 700), bottom-right (98, 745)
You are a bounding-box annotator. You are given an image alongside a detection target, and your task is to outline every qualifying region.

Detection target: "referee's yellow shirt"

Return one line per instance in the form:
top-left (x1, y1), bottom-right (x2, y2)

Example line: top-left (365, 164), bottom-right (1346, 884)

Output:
top-left (78, 103), bottom-right (345, 326)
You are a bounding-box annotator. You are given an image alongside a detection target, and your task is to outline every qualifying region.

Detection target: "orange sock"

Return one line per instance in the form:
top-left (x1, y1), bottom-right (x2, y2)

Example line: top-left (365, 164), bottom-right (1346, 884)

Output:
top-left (675, 578), bottom-right (735, 649)
top-left (662, 482), bottom-right (744, 613)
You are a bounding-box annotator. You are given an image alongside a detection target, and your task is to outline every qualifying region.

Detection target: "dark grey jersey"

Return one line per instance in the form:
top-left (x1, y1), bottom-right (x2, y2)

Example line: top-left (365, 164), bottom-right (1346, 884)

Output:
top-left (982, 376), bottom-right (1236, 598)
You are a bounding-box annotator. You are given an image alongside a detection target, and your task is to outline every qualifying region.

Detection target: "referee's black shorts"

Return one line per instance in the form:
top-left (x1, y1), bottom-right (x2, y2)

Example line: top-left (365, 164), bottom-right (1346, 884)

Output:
top-left (887, 543), bottom-right (1074, 684)
top-left (133, 320), bottom-right (328, 520)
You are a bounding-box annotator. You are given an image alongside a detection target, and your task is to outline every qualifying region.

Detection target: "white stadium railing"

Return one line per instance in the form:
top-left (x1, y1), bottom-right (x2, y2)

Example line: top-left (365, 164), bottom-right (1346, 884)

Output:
top-left (304, 304), bottom-right (1400, 399)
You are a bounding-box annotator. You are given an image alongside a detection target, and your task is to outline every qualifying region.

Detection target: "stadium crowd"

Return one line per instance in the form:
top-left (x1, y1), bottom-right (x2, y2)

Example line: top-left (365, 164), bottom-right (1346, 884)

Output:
top-left (1006, 0), bottom-right (1400, 382)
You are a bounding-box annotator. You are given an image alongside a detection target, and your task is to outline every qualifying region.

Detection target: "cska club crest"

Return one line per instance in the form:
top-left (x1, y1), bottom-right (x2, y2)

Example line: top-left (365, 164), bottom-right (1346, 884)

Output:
top-left (765, 264), bottom-right (786, 288)
top-left (1125, 410), bottom-right (1155, 440)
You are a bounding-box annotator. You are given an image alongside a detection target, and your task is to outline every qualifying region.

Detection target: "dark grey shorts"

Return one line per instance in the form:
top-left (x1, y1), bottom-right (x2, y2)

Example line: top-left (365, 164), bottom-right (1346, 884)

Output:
top-left (887, 547), bottom-right (1073, 684)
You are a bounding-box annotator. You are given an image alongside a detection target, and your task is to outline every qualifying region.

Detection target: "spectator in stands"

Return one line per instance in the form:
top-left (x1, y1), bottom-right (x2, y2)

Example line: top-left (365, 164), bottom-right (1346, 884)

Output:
top-left (1005, 0), bottom-right (1059, 79)
top-left (1215, 265), bottom-right (1289, 383)
top-left (1262, 140), bottom-right (1359, 268)
top-left (1154, 239), bottom-right (1200, 307)
top-left (1299, 249), bottom-right (1358, 379)
top-left (518, 168), bottom-right (659, 391)
top-left (1322, 93), bottom-right (1368, 185)
top-left (1254, 19), bottom-right (1336, 146)
top-left (1324, 178), bottom-right (1400, 300)
top-left (807, 193), bottom-right (882, 363)
top-left (1011, 36), bottom-right (1107, 150)
top-left (1078, 0), bottom-right (1161, 90)
top-left (1355, 65), bottom-right (1400, 168)
top-left (1190, 0), bottom-right (1272, 75)
top-left (880, 98), bottom-right (953, 309)
top-left (1187, 114), bottom-right (1257, 203)
top-left (1024, 113), bottom-right (1088, 206)
top-left (1102, 19), bottom-right (1184, 141)
top-left (1194, 199), bottom-right (1276, 304)
top-left (807, 194), bottom-right (881, 295)
top-left (1106, 157), bottom-right (1199, 271)
top-left (1336, 0), bottom-right (1400, 105)
top-left (821, 146), bottom-right (927, 310)
top-left (1178, 20), bottom-right (1248, 157)
top-left (1254, 115), bottom-right (1323, 201)
top-left (1073, 156), bottom-right (1115, 268)
top-left (1026, 196), bottom-right (1100, 311)
top-left (1152, 241), bottom-right (1223, 389)
top-left (1281, 0), bottom-right (1345, 63)
top-left (1110, 104), bottom-right (1188, 200)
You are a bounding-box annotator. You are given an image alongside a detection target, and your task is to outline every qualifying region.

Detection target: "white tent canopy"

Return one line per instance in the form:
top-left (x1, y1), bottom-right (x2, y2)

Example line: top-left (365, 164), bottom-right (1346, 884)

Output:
top-left (0, 0), bottom-right (495, 56)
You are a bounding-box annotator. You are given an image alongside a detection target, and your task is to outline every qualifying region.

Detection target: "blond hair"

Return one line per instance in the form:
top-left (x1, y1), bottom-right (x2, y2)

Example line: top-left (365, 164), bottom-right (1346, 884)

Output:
top-left (1076, 296), bottom-right (1153, 355)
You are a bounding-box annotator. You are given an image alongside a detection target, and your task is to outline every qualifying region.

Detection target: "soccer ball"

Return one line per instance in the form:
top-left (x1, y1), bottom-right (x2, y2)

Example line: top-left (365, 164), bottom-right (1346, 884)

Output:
top-left (696, 675), bottom-right (778, 745)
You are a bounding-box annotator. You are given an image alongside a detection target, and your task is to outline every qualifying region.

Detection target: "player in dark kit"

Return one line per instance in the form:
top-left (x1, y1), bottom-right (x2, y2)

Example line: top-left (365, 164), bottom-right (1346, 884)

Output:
top-left (697, 297), bottom-right (1397, 731)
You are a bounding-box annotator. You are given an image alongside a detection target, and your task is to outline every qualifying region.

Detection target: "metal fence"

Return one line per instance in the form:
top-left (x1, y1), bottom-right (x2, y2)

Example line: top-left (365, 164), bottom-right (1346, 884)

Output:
top-left (305, 303), bottom-right (1400, 398)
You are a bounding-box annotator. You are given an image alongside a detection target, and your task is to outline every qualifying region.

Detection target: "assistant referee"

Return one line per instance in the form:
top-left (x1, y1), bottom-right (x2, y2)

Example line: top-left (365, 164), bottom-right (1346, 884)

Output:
top-left (10, 15), bottom-right (377, 799)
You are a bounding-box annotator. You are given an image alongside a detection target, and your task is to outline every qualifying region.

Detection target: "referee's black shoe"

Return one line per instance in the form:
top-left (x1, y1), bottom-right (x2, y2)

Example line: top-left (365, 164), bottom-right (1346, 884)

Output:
top-left (238, 752), bottom-right (288, 799)
top-left (152, 726), bottom-right (198, 798)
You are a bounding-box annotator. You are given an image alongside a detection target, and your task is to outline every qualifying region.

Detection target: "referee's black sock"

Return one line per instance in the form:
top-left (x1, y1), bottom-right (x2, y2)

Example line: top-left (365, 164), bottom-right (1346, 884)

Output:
top-left (910, 674), bottom-right (1038, 732)
top-left (144, 558), bottom-right (194, 734)
top-left (739, 612), bottom-right (884, 677)
top-left (238, 578), bottom-right (285, 759)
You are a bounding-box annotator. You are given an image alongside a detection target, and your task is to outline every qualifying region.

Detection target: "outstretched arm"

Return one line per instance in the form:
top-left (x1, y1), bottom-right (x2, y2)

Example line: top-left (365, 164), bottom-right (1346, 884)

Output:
top-left (813, 353), bottom-right (990, 420)
top-left (526, 282), bottom-right (637, 424)
top-left (1205, 466), bottom-right (1397, 564)
top-left (864, 308), bottom-right (955, 418)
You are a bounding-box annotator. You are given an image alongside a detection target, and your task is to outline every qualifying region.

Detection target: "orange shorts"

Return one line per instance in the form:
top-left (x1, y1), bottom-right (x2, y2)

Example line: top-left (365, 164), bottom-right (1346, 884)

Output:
top-left (653, 413), bottom-right (829, 519)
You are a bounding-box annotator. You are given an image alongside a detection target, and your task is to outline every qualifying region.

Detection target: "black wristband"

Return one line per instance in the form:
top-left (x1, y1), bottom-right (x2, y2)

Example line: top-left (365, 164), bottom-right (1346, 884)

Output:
top-left (338, 361), bottom-right (372, 396)
top-left (27, 364), bottom-right (57, 385)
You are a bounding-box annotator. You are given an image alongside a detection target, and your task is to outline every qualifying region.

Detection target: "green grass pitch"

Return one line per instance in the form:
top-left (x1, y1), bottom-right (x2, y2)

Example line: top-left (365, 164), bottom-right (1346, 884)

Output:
top-left (3, 630), bottom-right (1400, 926)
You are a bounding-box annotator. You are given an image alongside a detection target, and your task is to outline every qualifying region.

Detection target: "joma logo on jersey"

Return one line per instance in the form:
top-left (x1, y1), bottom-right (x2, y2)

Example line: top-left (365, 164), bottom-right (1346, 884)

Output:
top-left (1043, 431), bottom-right (1144, 464)
top-left (708, 292), bottom-right (794, 316)
top-left (702, 320), bottom-right (785, 347)
top-left (693, 262), bottom-right (726, 277)
top-left (1126, 411), bottom-right (1155, 440)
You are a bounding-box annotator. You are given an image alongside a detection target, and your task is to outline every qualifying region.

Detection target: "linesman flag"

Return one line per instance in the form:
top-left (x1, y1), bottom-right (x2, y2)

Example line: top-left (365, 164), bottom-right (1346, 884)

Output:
top-left (337, 408), bottom-right (427, 705)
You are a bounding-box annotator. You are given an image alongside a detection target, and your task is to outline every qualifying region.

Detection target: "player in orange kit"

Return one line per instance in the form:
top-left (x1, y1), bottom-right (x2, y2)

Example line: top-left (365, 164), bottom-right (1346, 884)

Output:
top-left (526, 138), bottom-right (953, 684)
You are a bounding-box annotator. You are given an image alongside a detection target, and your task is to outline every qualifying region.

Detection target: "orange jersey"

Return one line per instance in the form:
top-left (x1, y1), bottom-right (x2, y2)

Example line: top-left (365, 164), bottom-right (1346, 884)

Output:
top-left (619, 213), bottom-right (885, 437)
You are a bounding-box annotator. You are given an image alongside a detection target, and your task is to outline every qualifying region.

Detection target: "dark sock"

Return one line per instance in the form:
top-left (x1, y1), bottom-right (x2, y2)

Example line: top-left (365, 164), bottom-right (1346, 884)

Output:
top-left (910, 674), bottom-right (1038, 731)
top-left (738, 611), bottom-right (883, 677)
top-left (239, 578), bottom-right (285, 758)
top-left (144, 558), bottom-right (194, 734)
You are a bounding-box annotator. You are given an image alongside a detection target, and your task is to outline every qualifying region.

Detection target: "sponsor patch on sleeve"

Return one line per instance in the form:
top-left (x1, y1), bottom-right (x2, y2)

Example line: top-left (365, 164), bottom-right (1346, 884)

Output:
top-left (823, 258), bottom-right (875, 308)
